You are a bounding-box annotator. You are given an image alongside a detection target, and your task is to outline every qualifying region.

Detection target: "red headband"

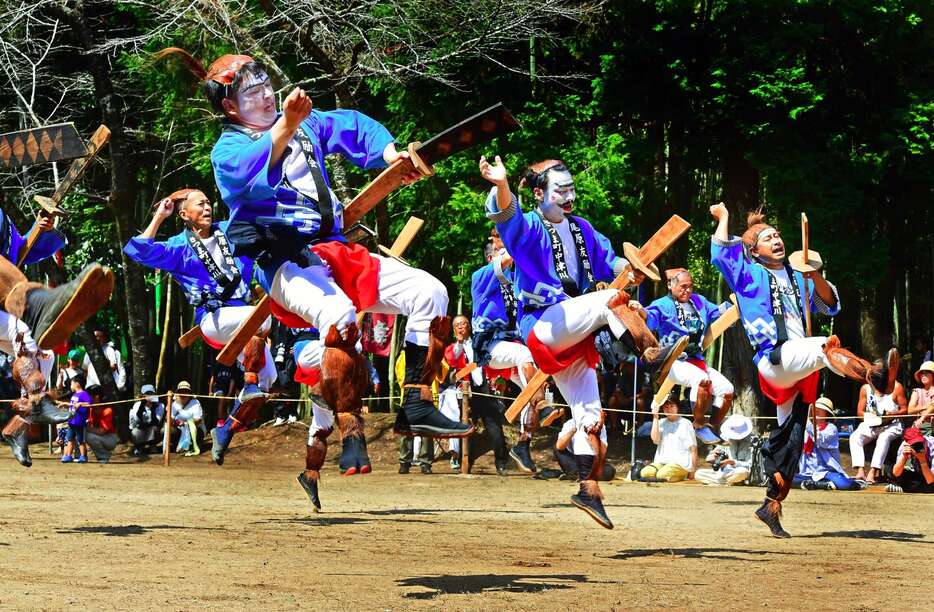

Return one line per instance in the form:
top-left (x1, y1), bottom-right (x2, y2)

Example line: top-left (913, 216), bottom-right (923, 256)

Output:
top-left (205, 54), bottom-right (255, 85)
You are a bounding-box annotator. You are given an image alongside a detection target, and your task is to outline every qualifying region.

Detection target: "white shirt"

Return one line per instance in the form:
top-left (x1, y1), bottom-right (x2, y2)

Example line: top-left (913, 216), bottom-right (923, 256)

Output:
top-left (283, 135), bottom-right (342, 225)
top-left (553, 219), bottom-right (580, 287)
top-left (200, 235), bottom-right (227, 271)
top-left (83, 342), bottom-right (126, 390)
top-left (172, 399), bottom-right (203, 422)
top-left (654, 417), bottom-right (696, 470)
top-left (765, 267), bottom-right (805, 340)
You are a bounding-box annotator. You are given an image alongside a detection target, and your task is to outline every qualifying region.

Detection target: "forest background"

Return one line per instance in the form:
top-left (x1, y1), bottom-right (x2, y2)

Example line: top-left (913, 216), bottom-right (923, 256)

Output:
top-left (1, 0), bottom-right (932, 418)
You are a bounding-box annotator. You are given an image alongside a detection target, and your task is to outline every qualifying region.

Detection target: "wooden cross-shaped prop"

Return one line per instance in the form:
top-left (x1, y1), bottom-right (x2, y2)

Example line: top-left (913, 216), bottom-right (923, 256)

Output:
top-left (209, 217), bottom-right (426, 367)
top-left (504, 215), bottom-right (691, 424)
top-left (788, 212), bottom-right (823, 433)
top-left (16, 125), bottom-right (111, 267)
top-left (651, 295), bottom-right (739, 409)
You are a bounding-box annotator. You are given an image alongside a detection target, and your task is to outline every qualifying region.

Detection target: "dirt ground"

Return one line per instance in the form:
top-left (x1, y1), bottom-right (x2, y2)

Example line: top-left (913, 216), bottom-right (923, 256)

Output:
top-left (1, 415), bottom-right (931, 611)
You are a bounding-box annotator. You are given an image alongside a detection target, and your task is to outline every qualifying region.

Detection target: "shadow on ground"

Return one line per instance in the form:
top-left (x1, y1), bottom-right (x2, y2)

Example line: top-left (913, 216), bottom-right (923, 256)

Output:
top-left (802, 530), bottom-right (931, 544)
top-left (397, 573), bottom-right (588, 599)
top-left (56, 524), bottom-right (219, 537)
top-left (608, 547), bottom-right (801, 561)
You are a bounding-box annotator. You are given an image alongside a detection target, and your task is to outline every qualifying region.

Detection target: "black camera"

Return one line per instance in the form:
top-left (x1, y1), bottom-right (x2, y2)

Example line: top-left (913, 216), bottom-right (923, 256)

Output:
top-left (911, 442), bottom-right (925, 453)
top-left (712, 449), bottom-right (726, 471)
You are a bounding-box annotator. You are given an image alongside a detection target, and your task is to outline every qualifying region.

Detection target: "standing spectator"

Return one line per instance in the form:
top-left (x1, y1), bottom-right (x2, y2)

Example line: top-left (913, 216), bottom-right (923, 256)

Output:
top-left (914, 337), bottom-right (933, 368)
top-left (85, 385), bottom-right (117, 463)
top-left (83, 329), bottom-right (127, 395)
top-left (395, 351), bottom-right (434, 474)
top-left (640, 397), bottom-right (697, 482)
top-left (129, 384), bottom-right (165, 456)
top-left (172, 381), bottom-right (204, 456)
top-left (55, 349), bottom-right (84, 399)
top-left (694, 414), bottom-right (753, 486)
top-left (793, 397), bottom-right (859, 491)
top-left (62, 374), bottom-right (90, 463)
top-left (884, 427), bottom-right (934, 493)
top-left (909, 361), bottom-right (934, 436)
top-left (850, 378), bottom-right (908, 483)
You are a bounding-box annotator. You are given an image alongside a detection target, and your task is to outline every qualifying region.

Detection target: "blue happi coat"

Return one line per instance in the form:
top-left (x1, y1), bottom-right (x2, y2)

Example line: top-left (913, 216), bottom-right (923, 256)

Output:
top-left (710, 235), bottom-right (839, 363)
top-left (123, 221), bottom-right (254, 324)
top-left (211, 109), bottom-right (394, 242)
top-left (471, 259), bottom-right (518, 339)
top-left (485, 188), bottom-right (627, 340)
top-left (0, 210), bottom-right (67, 265)
top-left (644, 293), bottom-right (728, 359)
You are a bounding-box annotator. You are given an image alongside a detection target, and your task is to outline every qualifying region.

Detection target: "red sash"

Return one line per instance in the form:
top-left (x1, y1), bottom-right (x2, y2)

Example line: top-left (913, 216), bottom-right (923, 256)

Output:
top-left (526, 330), bottom-right (600, 375)
top-left (686, 357), bottom-right (708, 373)
top-left (758, 370), bottom-right (820, 406)
top-left (269, 241), bottom-right (381, 329)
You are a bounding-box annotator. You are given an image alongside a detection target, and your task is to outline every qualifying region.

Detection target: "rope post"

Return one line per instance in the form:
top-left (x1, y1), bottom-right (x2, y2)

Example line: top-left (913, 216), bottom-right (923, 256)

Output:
top-left (460, 380), bottom-right (471, 474)
top-left (163, 391), bottom-right (174, 467)
top-left (630, 360), bottom-right (638, 469)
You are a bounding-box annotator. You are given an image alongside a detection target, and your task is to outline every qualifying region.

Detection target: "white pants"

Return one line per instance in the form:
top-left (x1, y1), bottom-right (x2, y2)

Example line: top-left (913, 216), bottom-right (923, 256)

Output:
top-left (439, 387), bottom-right (463, 453)
top-left (0, 311), bottom-right (53, 385)
top-left (306, 400), bottom-right (335, 439)
top-left (756, 336), bottom-right (835, 425)
top-left (668, 359), bottom-right (734, 407)
top-left (484, 340), bottom-right (540, 434)
top-left (695, 466), bottom-right (750, 486)
top-left (272, 253), bottom-right (447, 348)
top-left (199, 306), bottom-right (276, 390)
top-left (532, 289), bottom-right (622, 436)
top-left (849, 421), bottom-right (903, 469)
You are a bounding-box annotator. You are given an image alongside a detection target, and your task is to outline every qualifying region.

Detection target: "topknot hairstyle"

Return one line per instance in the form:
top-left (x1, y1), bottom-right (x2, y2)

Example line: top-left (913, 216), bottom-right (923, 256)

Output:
top-left (518, 159), bottom-right (568, 191)
top-left (152, 47), bottom-right (267, 114)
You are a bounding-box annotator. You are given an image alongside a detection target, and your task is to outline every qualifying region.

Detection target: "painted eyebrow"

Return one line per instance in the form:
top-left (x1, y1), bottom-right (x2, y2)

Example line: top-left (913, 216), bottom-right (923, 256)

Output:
top-left (240, 77), bottom-right (270, 92)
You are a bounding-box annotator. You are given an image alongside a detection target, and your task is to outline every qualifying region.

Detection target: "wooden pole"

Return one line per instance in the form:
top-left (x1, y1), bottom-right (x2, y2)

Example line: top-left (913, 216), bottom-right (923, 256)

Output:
top-left (155, 277), bottom-right (173, 389)
top-left (163, 391), bottom-right (174, 467)
top-left (460, 379), bottom-right (471, 474)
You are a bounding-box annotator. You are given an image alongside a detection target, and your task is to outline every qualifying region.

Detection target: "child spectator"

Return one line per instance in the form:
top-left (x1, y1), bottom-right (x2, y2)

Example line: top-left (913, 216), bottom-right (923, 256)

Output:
top-left (884, 427), bottom-right (934, 494)
top-left (172, 380), bottom-right (204, 456)
top-left (640, 397), bottom-right (697, 482)
top-left (793, 397), bottom-right (859, 491)
top-left (62, 374), bottom-right (90, 463)
top-left (695, 414), bottom-right (753, 486)
top-left (85, 385), bottom-right (118, 463)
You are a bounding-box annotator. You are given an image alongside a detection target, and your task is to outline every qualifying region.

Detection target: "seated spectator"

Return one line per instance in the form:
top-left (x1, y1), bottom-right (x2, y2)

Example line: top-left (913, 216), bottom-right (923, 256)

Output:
top-left (909, 361), bottom-right (934, 436)
top-left (884, 427), bottom-right (934, 493)
top-left (85, 385), bottom-right (117, 464)
top-left (553, 417), bottom-right (615, 481)
top-left (793, 397), bottom-right (859, 491)
top-left (849, 378), bottom-right (908, 483)
top-left (695, 414), bottom-right (753, 486)
top-left (129, 384), bottom-right (165, 456)
top-left (172, 381), bottom-right (204, 457)
top-left (62, 374), bottom-right (90, 464)
top-left (640, 397), bottom-right (696, 482)
top-left (55, 349), bottom-right (84, 400)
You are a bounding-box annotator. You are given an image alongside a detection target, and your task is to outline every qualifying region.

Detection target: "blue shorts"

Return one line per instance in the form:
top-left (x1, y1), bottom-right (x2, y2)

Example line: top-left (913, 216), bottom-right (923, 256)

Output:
top-left (66, 425), bottom-right (86, 444)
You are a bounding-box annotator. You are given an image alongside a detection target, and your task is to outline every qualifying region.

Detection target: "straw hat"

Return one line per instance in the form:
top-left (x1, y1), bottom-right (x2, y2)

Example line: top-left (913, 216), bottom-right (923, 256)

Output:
top-left (176, 380), bottom-right (192, 392)
top-left (814, 396), bottom-right (835, 416)
top-left (914, 361), bottom-right (934, 384)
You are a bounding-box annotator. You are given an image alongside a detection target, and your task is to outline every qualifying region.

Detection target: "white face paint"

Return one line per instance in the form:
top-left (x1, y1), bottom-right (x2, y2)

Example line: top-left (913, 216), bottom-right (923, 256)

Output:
top-left (233, 71), bottom-right (276, 130)
top-left (538, 169), bottom-right (575, 223)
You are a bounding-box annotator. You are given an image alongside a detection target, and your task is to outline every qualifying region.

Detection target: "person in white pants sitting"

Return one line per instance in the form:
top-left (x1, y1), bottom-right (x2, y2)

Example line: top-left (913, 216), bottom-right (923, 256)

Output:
top-left (695, 414), bottom-right (753, 486)
top-left (850, 380), bottom-right (908, 483)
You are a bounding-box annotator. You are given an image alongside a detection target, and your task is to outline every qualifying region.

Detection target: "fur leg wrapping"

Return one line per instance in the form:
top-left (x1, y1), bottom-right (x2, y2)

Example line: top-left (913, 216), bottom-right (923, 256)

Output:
top-left (337, 412), bottom-right (365, 441)
top-left (2, 414), bottom-right (30, 437)
top-left (607, 290), bottom-right (657, 353)
top-left (241, 335), bottom-right (266, 380)
top-left (305, 431), bottom-right (329, 476)
top-left (319, 324), bottom-right (369, 414)
top-left (422, 316), bottom-right (451, 385)
top-left (586, 427), bottom-right (607, 487)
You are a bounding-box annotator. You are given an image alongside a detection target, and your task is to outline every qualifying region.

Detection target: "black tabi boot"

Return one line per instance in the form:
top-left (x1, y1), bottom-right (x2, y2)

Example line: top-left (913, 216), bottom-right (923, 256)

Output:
top-left (509, 439), bottom-right (537, 473)
top-left (569, 454), bottom-right (613, 529)
top-left (754, 498), bottom-right (791, 539)
top-left (3, 430), bottom-right (32, 467)
top-left (394, 342), bottom-right (474, 438)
